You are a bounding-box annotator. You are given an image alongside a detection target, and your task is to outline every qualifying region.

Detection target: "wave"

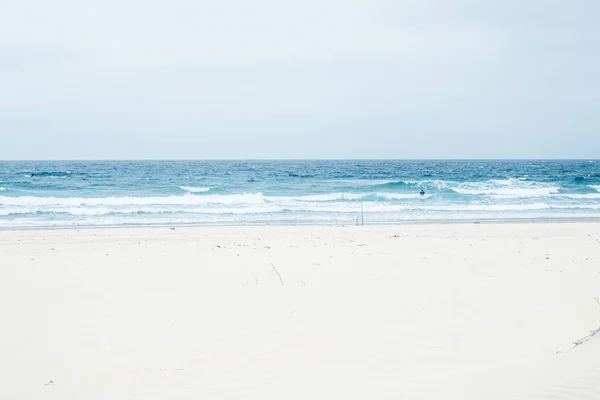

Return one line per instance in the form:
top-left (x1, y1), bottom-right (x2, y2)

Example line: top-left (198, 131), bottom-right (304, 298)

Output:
top-left (555, 193), bottom-right (600, 199)
top-left (282, 193), bottom-right (364, 202)
top-left (374, 192), bottom-right (432, 200)
top-left (0, 192), bottom-right (369, 208)
top-left (0, 206), bottom-right (284, 216)
top-left (179, 186), bottom-right (212, 193)
top-left (0, 193), bottom-right (266, 207)
top-left (370, 178), bottom-right (564, 198)
top-left (373, 178), bottom-right (550, 196)
top-left (488, 178), bottom-right (528, 184)
top-left (458, 187), bottom-right (560, 197)
top-left (3, 184), bottom-right (598, 211)
top-left (4, 202), bottom-right (600, 217)
top-left (274, 192), bottom-right (431, 202)
top-left (350, 203), bottom-right (600, 212)
top-left (452, 178), bottom-right (559, 197)
top-left (372, 180), bottom-right (411, 189)
top-left (0, 192), bottom-right (438, 209)
top-left (371, 179), bottom-right (454, 192)
top-left (2, 178), bottom-right (600, 223)
top-left (0, 187), bottom-right (5, 191)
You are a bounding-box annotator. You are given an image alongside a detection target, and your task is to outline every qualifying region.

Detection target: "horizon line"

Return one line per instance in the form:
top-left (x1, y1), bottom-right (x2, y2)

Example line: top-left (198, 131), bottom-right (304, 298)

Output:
top-left (1, 158), bottom-right (599, 162)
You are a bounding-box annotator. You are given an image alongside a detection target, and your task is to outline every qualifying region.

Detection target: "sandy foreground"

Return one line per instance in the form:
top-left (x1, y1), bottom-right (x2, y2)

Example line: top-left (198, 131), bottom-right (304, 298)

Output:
top-left (1, 223), bottom-right (600, 399)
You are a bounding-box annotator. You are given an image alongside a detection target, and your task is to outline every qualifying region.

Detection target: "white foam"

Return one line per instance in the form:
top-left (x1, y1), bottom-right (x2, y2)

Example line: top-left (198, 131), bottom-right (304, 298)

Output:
top-left (589, 185), bottom-right (600, 192)
top-left (343, 203), bottom-right (553, 212)
top-left (179, 186), bottom-right (212, 193)
top-left (407, 178), bottom-right (545, 196)
top-left (0, 187), bottom-right (5, 191)
top-left (404, 179), bottom-right (452, 190)
top-left (278, 192), bottom-right (430, 202)
top-left (555, 193), bottom-right (600, 199)
top-left (0, 193), bottom-right (266, 207)
top-left (64, 207), bottom-right (114, 216)
top-left (358, 203), bottom-right (600, 212)
top-left (454, 187), bottom-right (559, 197)
top-left (60, 206), bottom-right (284, 216)
top-left (452, 178), bottom-right (560, 197)
top-left (0, 192), bottom-right (376, 208)
top-left (488, 178), bottom-right (527, 185)
top-left (282, 193), bottom-right (364, 202)
top-left (0, 200), bottom-right (550, 216)
top-left (375, 192), bottom-right (432, 200)
top-left (2, 184), bottom-right (599, 222)
top-left (275, 192), bottom-right (430, 202)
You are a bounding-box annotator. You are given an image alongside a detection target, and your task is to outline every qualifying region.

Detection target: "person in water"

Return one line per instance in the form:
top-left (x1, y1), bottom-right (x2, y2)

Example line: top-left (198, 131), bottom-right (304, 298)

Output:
top-left (419, 189), bottom-right (425, 196)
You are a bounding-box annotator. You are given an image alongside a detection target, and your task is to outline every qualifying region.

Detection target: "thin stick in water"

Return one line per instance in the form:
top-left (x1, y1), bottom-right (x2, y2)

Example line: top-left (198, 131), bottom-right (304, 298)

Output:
top-left (361, 204), bottom-right (364, 226)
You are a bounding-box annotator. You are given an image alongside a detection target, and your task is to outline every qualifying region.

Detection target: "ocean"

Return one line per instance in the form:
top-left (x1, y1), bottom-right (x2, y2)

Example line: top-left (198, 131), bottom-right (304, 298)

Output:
top-left (1, 160), bottom-right (599, 227)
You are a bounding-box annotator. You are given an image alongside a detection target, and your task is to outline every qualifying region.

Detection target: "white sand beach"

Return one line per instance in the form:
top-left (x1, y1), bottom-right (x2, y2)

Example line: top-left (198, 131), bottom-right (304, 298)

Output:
top-left (1, 222), bottom-right (600, 399)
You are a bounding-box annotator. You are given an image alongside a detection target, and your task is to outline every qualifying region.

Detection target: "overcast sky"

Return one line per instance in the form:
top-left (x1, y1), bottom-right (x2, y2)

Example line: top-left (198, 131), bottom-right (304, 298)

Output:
top-left (1, 0), bottom-right (599, 159)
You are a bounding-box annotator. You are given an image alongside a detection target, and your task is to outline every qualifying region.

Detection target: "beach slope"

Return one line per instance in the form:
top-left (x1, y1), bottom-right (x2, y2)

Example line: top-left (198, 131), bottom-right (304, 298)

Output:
top-left (1, 223), bottom-right (600, 399)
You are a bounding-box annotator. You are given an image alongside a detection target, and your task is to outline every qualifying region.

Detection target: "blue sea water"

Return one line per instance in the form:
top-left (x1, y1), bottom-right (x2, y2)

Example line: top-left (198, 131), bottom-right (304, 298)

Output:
top-left (1, 160), bottom-right (599, 227)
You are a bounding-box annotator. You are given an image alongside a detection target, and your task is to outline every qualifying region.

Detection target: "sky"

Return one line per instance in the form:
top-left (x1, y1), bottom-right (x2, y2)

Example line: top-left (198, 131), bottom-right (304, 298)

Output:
top-left (1, 0), bottom-right (599, 160)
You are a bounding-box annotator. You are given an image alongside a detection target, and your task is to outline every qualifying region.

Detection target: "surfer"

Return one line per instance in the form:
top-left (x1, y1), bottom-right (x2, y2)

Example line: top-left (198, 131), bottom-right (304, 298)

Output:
top-left (419, 189), bottom-right (425, 196)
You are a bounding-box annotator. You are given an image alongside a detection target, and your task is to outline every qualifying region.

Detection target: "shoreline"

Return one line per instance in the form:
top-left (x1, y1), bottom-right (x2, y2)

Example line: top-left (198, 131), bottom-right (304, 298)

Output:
top-left (3, 216), bottom-right (600, 232)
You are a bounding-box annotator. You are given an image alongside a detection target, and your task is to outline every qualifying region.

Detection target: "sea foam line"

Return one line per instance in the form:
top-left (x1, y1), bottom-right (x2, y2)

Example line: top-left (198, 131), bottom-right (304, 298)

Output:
top-left (3, 202), bottom-right (600, 217)
top-left (0, 193), bottom-right (265, 207)
top-left (180, 186), bottom-right (212, 193)
top-left (0, 192), bottom-right (429, 207)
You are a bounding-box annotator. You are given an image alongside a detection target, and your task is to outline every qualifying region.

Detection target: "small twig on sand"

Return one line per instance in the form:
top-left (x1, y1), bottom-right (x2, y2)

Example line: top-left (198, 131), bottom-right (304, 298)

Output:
top-left (572, 297), bottom-right (600, 348)
top-left (271, 263), bottom-right (284, 286)
top-left (299, 280), bottom-right (306, 288)
top-left (573, 328), bottom-right (600, 348)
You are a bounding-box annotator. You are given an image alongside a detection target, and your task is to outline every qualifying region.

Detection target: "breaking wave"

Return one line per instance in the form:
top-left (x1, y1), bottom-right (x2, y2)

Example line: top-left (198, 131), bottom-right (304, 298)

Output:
top-left (179, 186), bottom-right (212, 193)
top-left (2, 160), bottom-right (600, 227)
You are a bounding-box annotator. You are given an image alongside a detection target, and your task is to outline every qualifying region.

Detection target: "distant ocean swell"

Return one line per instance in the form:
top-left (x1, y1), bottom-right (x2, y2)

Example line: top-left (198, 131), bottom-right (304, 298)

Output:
top-left (1, 160), bottom-right (599, 227)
